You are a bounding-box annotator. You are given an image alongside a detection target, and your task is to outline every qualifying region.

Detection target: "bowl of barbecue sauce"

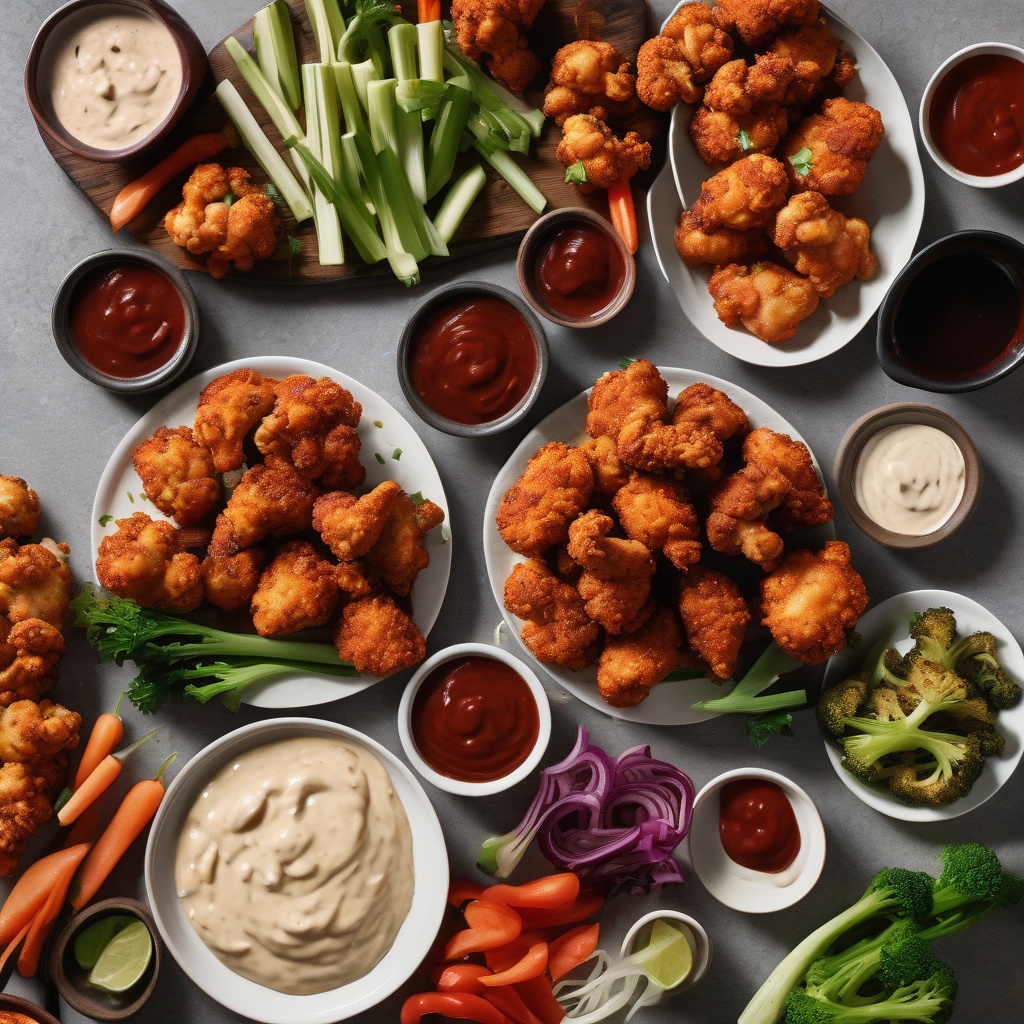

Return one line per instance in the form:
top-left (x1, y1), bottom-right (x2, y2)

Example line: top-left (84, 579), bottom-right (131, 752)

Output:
top-left (517, 207), bottom-right (635, 328)
top-left (877, 231), bottom-right (1024, 392)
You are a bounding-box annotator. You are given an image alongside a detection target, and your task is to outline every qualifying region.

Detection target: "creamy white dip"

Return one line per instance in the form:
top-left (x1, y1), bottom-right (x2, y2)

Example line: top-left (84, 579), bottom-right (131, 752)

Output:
top-left (854, 423), bottom-right (965, 536)
top-left (38, 3), bottom-right (183, 150)
top-left (175, 736), bottom-right (414, 995)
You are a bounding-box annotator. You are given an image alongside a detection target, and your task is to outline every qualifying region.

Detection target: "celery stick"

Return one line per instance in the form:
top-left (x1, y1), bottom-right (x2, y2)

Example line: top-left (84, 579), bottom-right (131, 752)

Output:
top-left (333, 61), bottom-right (367, 136)
top-left (398, 107), bottom-right (428, 204)
top-left (352, 59), bottom-right (379, 116)
top-left (253, 1), bottom-right (301, 111)
top-left (426, 81), bottom-right (472, 199)
top-left (417, 21), bottom-right (444, 83)
top-left (378, 144), bottom-right (448, 258)
top-left (304, 0), bottom-right (345, 64)
top-left (388, 23), bottom-right (418, 83)
top-left (367, 78), bottom-right (400, 158)
top-left (396, 78), bottom-right (444, 117)
top-left (303, 64), bottom-right (345, 265)
top-left (216, 81), bottom-right (313, 223)
top-left (469, 117), bottom-right (546, 214)
top-left (432, 163), bottom-right (487, 244)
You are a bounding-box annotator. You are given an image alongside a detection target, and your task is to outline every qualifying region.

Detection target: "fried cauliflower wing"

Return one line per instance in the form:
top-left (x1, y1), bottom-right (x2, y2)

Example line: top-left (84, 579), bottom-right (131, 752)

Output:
top-left (250, 540), bottom-right (339, 637)
top-left (496, 442), bottom-right (594, 557)
top-left (771, 190), bottom-right (877, 297)
top-left (636, 2), bottom-right (734, 110)
top-left (688, 102), bottom-right (790, 165)
top-left (201, 548), bottom-right (267, 612)
top-left (313, 482), bottom-right (403, 562)
top-left (579, 436), bottom-right (632, 500)
top-left (586, 359), bottom-right (669, 441)
top-left (450, 0), bottom-right (546, 92)
top-left (0, 477), bottom-right (39, 541)
top-left (132, 426), bottom-right (220, 527)
top-left (503, 558), bottom-right (601, 671)
top-left (193, 368), bottom-right (278, 473)
top-left (677, 565), bottom-right (750, 680)
top-left (557, 114), bottom-right (652, 191)
top-left (708, 261), bottom-right (820, 344)
top-left (616, 414), bottom-right (723, 475)
top-left (759, 540), bottom-right (867, 664)
top-left (96, 512), bottom-right (204, 612)
top-left (674, 210), bottom-right (770, 267)
top-left (544, 41), bottom-right (638, 126)
top-left (705, 511), bottom-right (785, 570)
top-left (690, 153), bottom-right (789, 232)
top-left (365, 492), bottom-right (445, 598)
top-left (333, 594), bottom-right (426, 677)
top-left (0, 538), bottom-right (73, 629)
top-left (0, 618), bottom-right (65, 705)
top-left (597, 605), bottom-right (685, 708)
top-left (766, 17), bottom-right (843, 107)
top-left (612, 473), bottom-right (702, 571)
top-left (743, 426), bottom-right (834, 531)
top-left (706, 462), bottom-right (791, 569)
top-left (0, 699), bottom-right (81, 767)
top-left (703, 55), bottom-right (795, 115)
top-left (672, 382), bottom-right (750, 442)
top-left (0, 762), bottom-right (56, 877)
top-left (714, 0), bottom-right (820, 50)
top-left (207, 191), bottom-right (280, 280)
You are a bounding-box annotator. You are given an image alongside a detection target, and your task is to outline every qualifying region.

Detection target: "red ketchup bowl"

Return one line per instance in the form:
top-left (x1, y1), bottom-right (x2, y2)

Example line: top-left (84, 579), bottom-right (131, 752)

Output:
top-left (398, 643), bottom-right (551, 796)
top-left (919, 42), bottom-right (1024, 187)
top-left (398, 282), bottom-right (548, 438)
top-left (52, 248), bottom-right (199, 394)
top-left (517, 207), bottom-right (636, 328)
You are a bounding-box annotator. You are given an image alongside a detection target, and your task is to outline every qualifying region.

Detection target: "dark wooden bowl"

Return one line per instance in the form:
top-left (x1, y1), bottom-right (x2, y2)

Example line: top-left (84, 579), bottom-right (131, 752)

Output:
top-left (0, 993), bottom-right (60, 1024)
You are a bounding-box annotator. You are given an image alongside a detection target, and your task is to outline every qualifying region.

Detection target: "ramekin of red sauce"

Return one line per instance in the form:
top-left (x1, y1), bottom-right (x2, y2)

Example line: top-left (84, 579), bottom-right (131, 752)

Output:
top-left (920, 42), bottom-right (1024, 187)
top-left (398, 282), bottom-right (548, 437)
top-left (398, 643), bottom-right (551, 796)
top-left (52, 249), bottom-right (198, 393)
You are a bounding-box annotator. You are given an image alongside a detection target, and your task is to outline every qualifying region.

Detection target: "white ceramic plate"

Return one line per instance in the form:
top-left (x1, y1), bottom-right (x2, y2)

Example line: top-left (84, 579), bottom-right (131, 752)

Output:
top-left (92, 356), bottom-right (451, 707)
top-left (647, 3), bottom-right (926, 366)
top-left (482, 366), bottom-right (832, 725)
top-left (145, 718), bottom-right (448, 1024)
top-left (821, 589), bottom-right (1024, 820)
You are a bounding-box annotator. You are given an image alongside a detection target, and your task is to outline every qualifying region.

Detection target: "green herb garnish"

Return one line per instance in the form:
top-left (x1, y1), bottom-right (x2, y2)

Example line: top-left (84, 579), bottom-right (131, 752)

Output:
top-left (374, 452), bottom-right (386, 465)
top-left (392, 448), bottom-right (402, 460)
top-left (738, 128), bottom-right (752, 151)
top-left (564, 160), bottom-right (588, 186)
top-left (788, 146), bottom-right (814, 176)
top-left (98, 514), bottom-right (114, 527)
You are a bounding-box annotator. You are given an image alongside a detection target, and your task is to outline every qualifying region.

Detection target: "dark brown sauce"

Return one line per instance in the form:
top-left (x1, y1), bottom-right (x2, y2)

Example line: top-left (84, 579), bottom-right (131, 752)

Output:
top-left (893, 250), bottom-right (1023, 379)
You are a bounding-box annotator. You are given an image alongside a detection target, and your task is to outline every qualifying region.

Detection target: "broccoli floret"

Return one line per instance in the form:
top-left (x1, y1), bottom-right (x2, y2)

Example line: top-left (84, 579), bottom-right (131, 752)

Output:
top-left (909, 607), bottom-right (958, 655)
top-left (960, 649), bottom-right (1023, 709)
top-left (885, 735), bottom-right (986, 807)
top-left (817, 673), bottom-right (870, 740)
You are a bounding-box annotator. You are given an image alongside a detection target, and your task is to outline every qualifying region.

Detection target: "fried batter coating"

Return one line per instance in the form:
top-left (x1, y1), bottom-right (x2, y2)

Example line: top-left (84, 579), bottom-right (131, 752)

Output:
top-left (0, 619), bottom-right (65, 705)
top-left (496, 442), bottom-right (594, 557)
top-left (333, 594), bottom-right (426, 677)
top-left (759, 540), bottom-right (867, 665)
top-left (193, 368), bottom-right (278, 473)
top-left (312, 482), bottom-right (403, 562)
top-left (0, 699), bottom-right (81, 766)
top-left (706, 461), bottom-right (791, 569)
top-left (250, 541), bottom-right (339, 637)
top-left (714, 0), bottom-right (820, 49)
top-left (544, 41), bottom-right (638, 126)
top-left (672, 382), bottom-right (750, 442)
top-left (365, 492), bottom-right (445, 597)
top-left (132, 426), bottom-right (220, 527)
top-left (636, 2), bottom-right (734, 110)
top-left (705, 511), bottom-right (785, 570)
top-left (743, 427), bottom-right (834, 531)
top-left (586, 359), bottom-right (669, 441)
top-left (688, 102), bottom-right (790, 164)
top-left (567, 511), bottom-right (655, 635)
top-left (0, 477), bottom-right (39, 540)
top-left (254, 375), bottom-right (364, 485)
top-left (96, 512), bottom-right (204, 612)
top-left (612, 473), bottom-right (702, 571)
top-left (677, 566), bottom-right (751, 680)
top-left (0, 762), bottom-right (56, 877)
top-left (503, 558), bottom-right (601, 671)
top-left (0, 538), bottom-right (73, 628)
top-left (617, 415), bottom-right (723, 474)
top-left (556, 114), bottom-right (652, 191)
top-left (771, 191), bottom-right (877, 297)
top-left (703, 55), bottom-right (795, 115)
top-left (201, 548), bottom-right (267, 612)
top-left (209, 456), bottom-right (319, 554)
top-left (690, 154), bottom-right (789, 232)
top-left (597, 606), bottom-right (684, 707)
top-left (334, 559), bottom-right (381, 600)
top-left (708, 261), bottom-right (820, 344)
top-left (674, 210), bottom-right (769, 267)
top-left (766, 17), bottom-right (841, 107)
top-left (782, 98), bottom-right (884, 196)
top-left (579, 436), bottom-right (632, 500)
top-left (450, 0), bottom-right (546, 92)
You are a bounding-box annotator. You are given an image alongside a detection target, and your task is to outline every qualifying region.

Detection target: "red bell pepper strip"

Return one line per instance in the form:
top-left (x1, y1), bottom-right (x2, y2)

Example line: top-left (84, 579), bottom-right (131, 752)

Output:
top-left (433, 963), bottom-right (493, 994)
top-left (547, 923), bottom-right (600, 982)
top-left (401, 991), bottom-right (513, 1024)
top-left (449, 879), bottom-right (487, 909)
top-left (481, 873), bottom-right (580, 910)
top-left (444, 900), bottom-right (523, 961)
top-left (479, 942), bottom-right (548, 987)
top-left (513, 977), bottom-right (566, 1024)
top-left (516, 888), bottom-right (605, 929)
top-left (483, 986), bottom-right (548, 1024)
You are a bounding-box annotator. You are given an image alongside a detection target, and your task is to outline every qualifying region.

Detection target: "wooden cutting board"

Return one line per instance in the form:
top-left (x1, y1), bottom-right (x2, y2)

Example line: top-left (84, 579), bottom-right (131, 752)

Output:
top-left (38, 0), bottom-right (662, 284)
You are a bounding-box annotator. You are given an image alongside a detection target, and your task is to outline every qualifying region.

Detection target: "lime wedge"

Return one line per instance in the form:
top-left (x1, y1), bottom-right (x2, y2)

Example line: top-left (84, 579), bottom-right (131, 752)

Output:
top-left (87, 919), bottom-right (153, 993)
top-left (641, 919), bottom-right (693, 990)
top-left (74, 915), bottom-right (136, 970)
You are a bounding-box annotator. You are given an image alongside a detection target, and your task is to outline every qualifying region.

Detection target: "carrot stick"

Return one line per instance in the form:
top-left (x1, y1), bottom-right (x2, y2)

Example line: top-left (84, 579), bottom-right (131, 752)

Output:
top-left (58, 726), bottom-right (161, 826)
top-left (482, 874), bottom-right (580, 910)
top-left (63, 804), bottom-right (101, 849)
top-left (0, 923), bottom-right (30, 978)
top-left (449, 879), bottom-right (487, 909)
top-left (0, 843), bottom-right (92, 947)
top-left (109, 133), bottom-right (229, 233)
top-left (417, 0), bottom-right (442, 22)
top-left (73, 695), bottom-right (125, 790)
top-left (607, 178), bottom-right (638, 255)
top-left (516, 888), bottom-right (604, 930)
top-left (444, 899), bottom-right (523, 962)
top-left (479, 942), bottom-right (548, 987)
top-left (69, 753), bottom-right (176, 913)
top-left (513, 977), bottom-right (565, 1024)
top-left (547, 923), bottom-right (599, 982)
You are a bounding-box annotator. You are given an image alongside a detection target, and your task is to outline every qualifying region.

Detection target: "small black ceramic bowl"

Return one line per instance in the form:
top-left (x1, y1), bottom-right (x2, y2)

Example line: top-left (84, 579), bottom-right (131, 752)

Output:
top-left (397, 281), bottom-right (548, 437)
top-left (52, 248), bottom-right (199, 394)
top-left (877, 230), bottom-right (1024, 393)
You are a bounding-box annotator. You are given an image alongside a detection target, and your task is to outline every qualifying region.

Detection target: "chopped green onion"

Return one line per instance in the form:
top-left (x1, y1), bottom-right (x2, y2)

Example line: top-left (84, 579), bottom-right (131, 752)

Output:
top-left (789, 146), bottom-right (814, 176)
top-left (98, 514), bottom-right (114, 527)
top-left (564, 159), bottom-right (588, 186)
top-left (253, 0), bottom-right (301, 111)
top-left (375, 452), bottom-right (386, 464)
top-left (392, 448), bottom-right (402, 460)
top-left (432, 163), bottom-right (486, 244)
top-left (738, 128), bottom-right (752, 151)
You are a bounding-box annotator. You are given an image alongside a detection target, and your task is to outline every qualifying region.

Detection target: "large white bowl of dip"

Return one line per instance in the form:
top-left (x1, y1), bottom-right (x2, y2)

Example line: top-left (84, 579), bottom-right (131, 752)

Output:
top-left (145, 718), bottom-right (448, 1024)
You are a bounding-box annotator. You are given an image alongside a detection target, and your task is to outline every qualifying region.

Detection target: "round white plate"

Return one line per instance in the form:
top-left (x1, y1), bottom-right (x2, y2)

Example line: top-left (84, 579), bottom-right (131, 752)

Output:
top-left (482, 366), bottom-right (832, 725)
top-left (92, 356), bottom-right (451, 708)
top-left (145, 718), bottom-right (448, 1024)
top-left (647, 3), bottom-right (926, 366)
top-left (821, 589), bottom-right (1024, 820)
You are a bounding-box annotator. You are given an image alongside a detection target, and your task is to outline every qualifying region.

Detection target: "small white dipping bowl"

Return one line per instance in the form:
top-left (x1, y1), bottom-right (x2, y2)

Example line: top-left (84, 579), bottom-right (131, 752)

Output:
top-left (144, 718), bottom-right (448, 1024)
top-left (688, 768), bottom-right (826, 913)
top-left (398, 642), bottom-right (551, 797)
top-left (919, 42), bottom-right (1024, 188)
top-left (620, 910), bottom-right (712, 995)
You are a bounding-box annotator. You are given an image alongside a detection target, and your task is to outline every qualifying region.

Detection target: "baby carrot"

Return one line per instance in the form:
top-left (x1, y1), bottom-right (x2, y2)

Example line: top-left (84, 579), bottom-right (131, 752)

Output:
top-left (547, 923), bottom-right (599, 982)
top-left (73, 694), bottom-right (125, 790)
top-left (417, 0), bottom-right (441, 22)
top-left (443, 900), bottom-right (523, 962)
top-left (0, 843), bottom-right (92, 947)
top-left (58, 726), bottom-right (161, 826)
top-left (69, 753), bottom-right (177, 912)
top-left (607, 178), bottom-right (638, 255)
top-left (481, 873), bottom-right (580, 910)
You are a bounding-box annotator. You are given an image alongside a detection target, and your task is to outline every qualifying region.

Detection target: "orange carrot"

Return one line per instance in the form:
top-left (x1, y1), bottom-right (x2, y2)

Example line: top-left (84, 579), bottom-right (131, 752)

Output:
top-left (479, 942), bottom-right (548, 987)
top-left (433, 963), bottom-right (493, 994)
top-left (0, 843), bottom-right (92, 947)
top-left (73, 695), bottom-right (125, 790)
top-left (547, 923), bottom-right (599, 982)
top-left (517, 888), bottom-right (604, 930)
top-left (482, 873), bottom-right (580, 910)
top-left (513, 976), bottom-right (566, 1024)
top-left (449, 879), bottom-right (487, 909)
top-left (109, 133), bottom-right (229, 232)
top-left (0, 923), bottom-right (30, 979)
top-left (444, 899), bottom-right (523, 962)
top-left (58, 726), bottom-right (161, 826)
top-left (417, 0), bottom-right (442, 22)
top-left (70, 753), bottom-right (176, 913)
top-left (607, 178), bottom-right (638, 255)
top-left (63, 804), bottom-right (101, 849)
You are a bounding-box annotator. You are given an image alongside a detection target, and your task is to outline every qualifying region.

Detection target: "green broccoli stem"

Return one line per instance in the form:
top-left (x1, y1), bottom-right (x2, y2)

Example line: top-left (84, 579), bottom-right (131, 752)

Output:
top-left (132, 634), bottom-right (346, 667)
top-left (692, 642), bottom-right (807, 715)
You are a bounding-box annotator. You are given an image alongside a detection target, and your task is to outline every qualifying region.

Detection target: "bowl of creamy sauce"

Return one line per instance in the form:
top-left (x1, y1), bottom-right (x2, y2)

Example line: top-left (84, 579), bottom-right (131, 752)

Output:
top-left (145, 719), bottom-right (448, 1024)
top-left (834, 404), bottom-right (981, 549)
top-left (25, 0), bottom-right (209, 161)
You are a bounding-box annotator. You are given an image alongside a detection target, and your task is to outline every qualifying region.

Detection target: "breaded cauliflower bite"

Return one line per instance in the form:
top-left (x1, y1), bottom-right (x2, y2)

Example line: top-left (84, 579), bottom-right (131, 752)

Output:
top-left (708, 261), bottom-right (820, 344)
top-left (450, 0), bottom-right (546, 92)
top-left (0, 762), bottom-right (59, 876)
top-left (0, 477), bottom-right (40, 541)
top-left (250, 540), bottom-right (339, 637)
top-left (688, 102), bottom-right (790, 165)
top-left (713, 0), bottom-right (820, 50)
top-left (333, 593), bottom-right (426, 677)
top-left (132, 425), bottom-right (220, 527)
top-left (193, 368), bottom-right (278, 474)
top-left (677, 565), bottom-right (751, 680)
top-left (674, 209), bottom-right (770, 267)
top-left (544, 41), bottom-right (638, 126)
top-left (0, 618), bottom-right (65, 705)
top-left (690, 153), bottom-right (790, 231)
top-left (597, 605), bottom-right (685, 708)
top-left (0, 539), bottom-right (73, 629)
top-left (556, 114), bottom-right (652, 191)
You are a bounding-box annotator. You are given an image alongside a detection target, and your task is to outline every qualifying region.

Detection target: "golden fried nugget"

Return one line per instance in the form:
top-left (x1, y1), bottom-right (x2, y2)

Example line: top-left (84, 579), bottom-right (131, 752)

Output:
top-left (201, 548), bottom-right (267, 612)
top-left (708, 261), bottom-right (820, 344)
top-left (313, 482), bottom-right (403, 562)
top-left (132, 426), bottom-right (220, 527)
top-left (450, 0), bottom-right (546, 91)
top-left (544, 41), bottom-right (638, 126)
top-left (612, 473), bottom-right (702, 571)
top-left (714, 0), bottom-right (820, 49)
top-left (597, 606), bottom-right (685, 708)
top-left (677, 566), bottom-right (750, 680)
top-left (333, 594), bottom-right (426, 677)
top-left (766, 17), bottom-right (842, 106)
top-left (0, 699), bottom-right (80, 767)
top-left (579, 436), bottom-right (633, 499)
top-left (0, 539), bottom-right (72, 628)
top-left (0, 477), bottom-right (39, 541)
top-left (0, 619), bottom-right (64, 705)
top-left (586, 359), bottom-right (669, 441)
top-left (672, 382), bottom-right (750, 441)
top-left (193, 368), bottom-right (277, 473)
top-left (250, 540), bottom-right (339, 637)
top-left (674, 210), bottom-right (770, 268)
top-left (743, 427), bottom-right (834, 532)
top-left (365, 492), bottom-right (445, 598)
top-left (617, 415), bottom-right (723, 474)
top-left (496, 442), bottom-right (594, 558)
top-left (688, 103), bottom-right (790, 165)
top-left (691, 154), bottom-right (790, 232)
top-left (705, 511), bottom-right (786, 570)
top-left (703, 55), bottom-right (796, 114)
top-left (557, 114), bottom-right (652, 191)
top-left (0, 762), bottom-right (58, 876)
